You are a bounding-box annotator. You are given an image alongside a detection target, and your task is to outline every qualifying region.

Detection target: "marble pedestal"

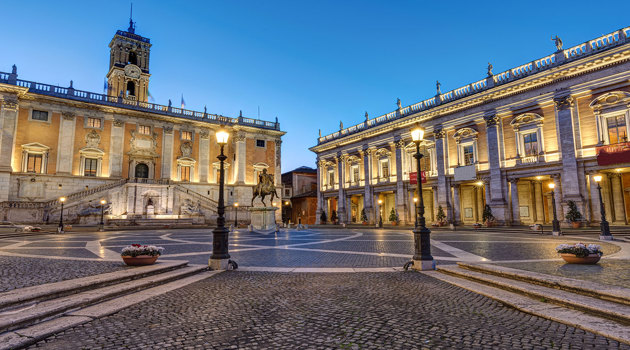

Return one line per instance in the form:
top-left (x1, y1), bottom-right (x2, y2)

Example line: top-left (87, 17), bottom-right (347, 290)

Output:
top-left (248, 207), bottom-right (278, 234)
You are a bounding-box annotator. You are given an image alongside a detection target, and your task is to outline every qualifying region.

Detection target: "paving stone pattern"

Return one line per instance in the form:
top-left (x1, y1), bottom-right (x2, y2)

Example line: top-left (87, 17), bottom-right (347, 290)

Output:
top-left (30, 272), bottom-right (629, 349)
top-left (0, 256), bottom-right (128, 292)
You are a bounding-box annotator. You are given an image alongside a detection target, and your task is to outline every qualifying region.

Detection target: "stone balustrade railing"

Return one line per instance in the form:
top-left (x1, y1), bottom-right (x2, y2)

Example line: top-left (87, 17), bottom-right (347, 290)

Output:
top-left (317, 25), bottom-right (630, 145)
top-left (0, 74), bottom-right (280, 131)
top-left (45, 178), bottom-right (129, 208)
top-left (173, 186), bottom-right (218, 209)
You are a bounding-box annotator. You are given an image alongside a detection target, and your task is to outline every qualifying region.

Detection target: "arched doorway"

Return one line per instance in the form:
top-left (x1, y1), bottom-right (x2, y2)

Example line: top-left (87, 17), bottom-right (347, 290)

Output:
top-left (135, 163), bottom-right (149, 178)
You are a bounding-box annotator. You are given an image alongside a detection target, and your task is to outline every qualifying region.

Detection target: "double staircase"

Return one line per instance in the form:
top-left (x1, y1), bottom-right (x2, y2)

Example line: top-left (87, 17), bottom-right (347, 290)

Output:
top-left (429, 263), bottom-right (630, 345)
top-left (0, 261), bottom-right (219, 349)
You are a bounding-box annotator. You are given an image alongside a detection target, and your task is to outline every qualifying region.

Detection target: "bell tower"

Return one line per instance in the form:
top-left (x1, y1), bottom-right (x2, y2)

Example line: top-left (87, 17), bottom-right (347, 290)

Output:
top-left (106, 9), bottom-right (151, 102)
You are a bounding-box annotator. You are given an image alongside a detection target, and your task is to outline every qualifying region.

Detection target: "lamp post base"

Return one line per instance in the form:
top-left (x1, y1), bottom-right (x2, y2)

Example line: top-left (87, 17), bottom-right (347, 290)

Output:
top-left (599, 234), bottom-right (614, 241)
top-left (552, 230), bottom-right (562, 236)
top-left (411, 259), bottom-right (436, 271)
top-left (208, 258), bottom-right (231, 270)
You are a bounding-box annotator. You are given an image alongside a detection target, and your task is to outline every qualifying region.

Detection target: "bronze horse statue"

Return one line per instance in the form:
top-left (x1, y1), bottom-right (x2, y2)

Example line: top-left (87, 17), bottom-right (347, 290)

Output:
top-left (251, 169), bottom-right (279, 207)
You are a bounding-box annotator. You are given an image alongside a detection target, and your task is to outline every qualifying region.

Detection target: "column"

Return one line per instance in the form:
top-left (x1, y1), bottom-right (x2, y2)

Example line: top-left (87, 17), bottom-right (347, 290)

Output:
top-left (452, 184), bottom-right (461, 224)
top-left (315, 159), bottom-right (324, 224)
top-left (109, 119), bottom-right (125, 177)
top-left (434, 128), bottom-right (452, 221)
top-left (484, 115), bottom-right (508, 223)
top-left (509, 179), bottom-right (520, 225)
top-left (534, 181), bottom-right (544, 223)
top-left (394, 139), bottom-right (407, 224)
top-left (363, 146), bottom-right (374, 223)
top-left (610, 173), bottom-right (627, 224)
top-left (233, 132), bottom-right (246, 184)
top-left (432, 186), bottom-right (438, 222)
top-left (589, 173), bottom-right (602, 222)
top-left (0, 98), bottom-right (18, 202)
top-left (198, 129), bottom-right (209, 183)
top-left (56, 112), bottom-right (76, 174)
top-left (551, 174), bottom-right (564, 224)
top-left (161, 126), bottom-right (174, 179)
top-left (554, 95), bottom-right (584, 206)
top-left (336, 154), bottom-right (347, 224)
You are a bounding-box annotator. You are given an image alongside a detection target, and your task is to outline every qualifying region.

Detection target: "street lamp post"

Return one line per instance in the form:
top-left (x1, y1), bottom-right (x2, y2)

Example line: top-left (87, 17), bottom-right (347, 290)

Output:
top-left (593, 175), bottom-right (613, 240)
top-left (377, 199), bottom-right (383, 228)
top-left (57, 197), bottom-right (66, 234)
top-left (99, 199), bottom-right (106, 232)
top-left (209, 127), bottom-right (232, 270)
top-left (413, 197), bottom-right (418, 227)
top-left (410, 124), bottom-right (434, 270)
top-left (549, 183), bottom-right (561, 236)
top-left (234, 202), bottom-right (239, 228)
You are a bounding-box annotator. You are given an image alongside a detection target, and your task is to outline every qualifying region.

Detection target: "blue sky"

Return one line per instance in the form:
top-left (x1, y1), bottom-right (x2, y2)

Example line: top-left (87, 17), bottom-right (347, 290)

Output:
top-left (3, 1), bottom-right (628, 172)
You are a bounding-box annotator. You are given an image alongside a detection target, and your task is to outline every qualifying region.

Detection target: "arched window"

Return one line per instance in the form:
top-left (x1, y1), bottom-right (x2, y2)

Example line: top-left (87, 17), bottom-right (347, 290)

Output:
top-left (135, 163), bottom-right (149, 178)
top-left (128, 51), bottom-right (138, 65)
top-left (126, 81), bottom-right (136, 97)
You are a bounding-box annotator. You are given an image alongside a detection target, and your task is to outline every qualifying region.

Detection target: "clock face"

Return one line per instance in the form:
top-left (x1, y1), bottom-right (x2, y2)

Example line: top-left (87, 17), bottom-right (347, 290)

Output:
top-left (124, 64), bottom-right (141, 79)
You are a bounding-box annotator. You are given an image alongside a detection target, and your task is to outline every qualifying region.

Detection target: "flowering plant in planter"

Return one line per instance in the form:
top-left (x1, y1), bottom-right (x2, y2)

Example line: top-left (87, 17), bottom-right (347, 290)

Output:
top-left (121, 244), bottom-right (164, 257)
top-left (555, 243), bottom-right (603, 258)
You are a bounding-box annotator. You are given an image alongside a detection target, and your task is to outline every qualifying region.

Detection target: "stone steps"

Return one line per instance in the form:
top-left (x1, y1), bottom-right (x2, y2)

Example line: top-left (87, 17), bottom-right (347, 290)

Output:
top-left (0, 261), bottom-right (217, 349)
top-left (430, 263), bottom-right (630, 345)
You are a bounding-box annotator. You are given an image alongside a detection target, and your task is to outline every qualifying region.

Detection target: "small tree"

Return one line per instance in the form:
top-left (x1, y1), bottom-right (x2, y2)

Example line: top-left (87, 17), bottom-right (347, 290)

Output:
top-left (320, 211), bottom-right (327, 224)
top-left (389, 208), bottom-right (399, 223)
top-left (482, 204), bottom-right (495, 224)
top-left (360, 208), bottom-right (368, 223)
top-left (436, 205), bottom-right (446, 223)
top-left (331, 210), bottom-right (338, 224)
top-left (565, 200), bottom-right (583, 223)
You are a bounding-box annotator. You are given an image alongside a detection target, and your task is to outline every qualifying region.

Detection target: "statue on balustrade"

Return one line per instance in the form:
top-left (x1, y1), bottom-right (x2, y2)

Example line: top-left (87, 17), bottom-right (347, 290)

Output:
top-left (251, 168), bottom-right (279, 207)
top-left (551, 35), bottom-right (563, 51)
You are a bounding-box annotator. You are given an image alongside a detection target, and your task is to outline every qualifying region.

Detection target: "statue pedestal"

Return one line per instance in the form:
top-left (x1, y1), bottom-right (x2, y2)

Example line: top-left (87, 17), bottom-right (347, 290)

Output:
top-left (146, 205), bottom-right (155, 217)
top-left (248, 207), bottom-right (278, 234)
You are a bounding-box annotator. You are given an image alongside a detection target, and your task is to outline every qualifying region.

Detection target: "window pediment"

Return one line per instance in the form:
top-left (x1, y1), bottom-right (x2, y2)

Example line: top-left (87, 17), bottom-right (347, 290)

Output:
top-left (253, 162), bottom-right (269, 171)
top-left (510, 113), bottom-right (544, 130)
top-left (21, 142), bottom-right (50, 153)
top-left (590, 91), bottom-right (630, 111)
top-left (374, 148), bottom-right (391, 158)
top-left (453, 127), bottom-right (478, 142)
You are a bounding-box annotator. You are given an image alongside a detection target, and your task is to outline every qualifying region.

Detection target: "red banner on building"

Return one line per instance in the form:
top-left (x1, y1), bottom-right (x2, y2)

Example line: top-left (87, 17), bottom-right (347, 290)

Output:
top-left (409, 171), bottom-right (426, 184)
top-left (596, 142), bottom-right (630, 166)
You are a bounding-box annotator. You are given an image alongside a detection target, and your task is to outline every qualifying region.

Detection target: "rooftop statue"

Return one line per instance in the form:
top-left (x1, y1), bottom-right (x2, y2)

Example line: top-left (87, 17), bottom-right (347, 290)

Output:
top-left (397, 98), bottom-right (402, 109)
top-left (551, 35), bottom-right (563, 51)
top-left (487, 62), bottom-right (493, 76)
top-left (365, 111), bottom-right (369, 121)
top-left (436, 80), bottom-right (441, 95)
top-left (340, 121), bottom-right (343, 130)
top-left (251, 169), bottom-right (279, 206)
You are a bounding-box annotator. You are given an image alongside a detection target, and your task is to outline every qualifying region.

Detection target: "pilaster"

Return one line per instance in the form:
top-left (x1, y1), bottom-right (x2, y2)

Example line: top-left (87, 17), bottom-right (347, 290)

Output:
top-left (509, 179), bottom-right (520, 225)
top-left (484, 114), bottom-right (507, 224)
top-left (161, 126), bottom-right (174, 179)
top-left (234, 132), bottom-right (246, 184)
top-left (434, 128), bottom-right (452, 222)
top-left (0, 97), bottom-right (19, 173)
top-left (199, 129), bottom-right (209, 183)
top-left (56, 112), bottom-right (76, 175)
top-left (394, 139), bottom-right (407, 224)
top-left (554, 95), bottom-right (583, 204)
top-left (336, 153), bottom-right (347, 223)
top-left (362, 146), bottom-right (375, 223)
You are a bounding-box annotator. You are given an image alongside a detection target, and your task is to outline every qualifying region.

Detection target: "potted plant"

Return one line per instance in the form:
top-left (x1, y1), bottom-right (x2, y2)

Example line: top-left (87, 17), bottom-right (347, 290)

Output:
top-left (360, 208), bottom-right (368, 225)
top-left (331, 210), bottom-right (338, 225)
top-left (565, 200), bottom-right (583, 229)
top-left (482, 204), bottom-right (495, 227)
top-left (121, 244), bottom-right (164, 266)
top-left (435, 205), bottom-right (446, 227)
top-left (320, 211), bottom-right (327, 224)
top-left (389, 208), bottom-right (399, 226)
top-left (556, 243), bottom-right (603, 264)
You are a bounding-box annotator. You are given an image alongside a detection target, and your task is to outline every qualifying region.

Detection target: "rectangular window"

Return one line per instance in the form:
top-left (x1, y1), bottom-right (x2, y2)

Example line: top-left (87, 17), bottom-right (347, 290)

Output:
top-left (181, 166), bottom-right (191, 182)
top-left (284, 188), bottom-right (291, 197)
top-left (84, 158), bottom-right (98, 177)
top-left (328, 170), bottom-right (335, 185)
top-left (26, 154), bottom-right (43, 173)
top-left (181, 131), bottom-right (192, 141)
top-left (607, 115), bottom-right (627, 144)
top-left (523, 133), bottom-right (538, 156)
top-left (32, 110), bottom-right (49, 122)
top-left (380, 159), bottom-right (389, 178)
top-left (138, 125), bottom-right (151, 135)
top-left (256, 139), bottom-right (265, 147)
top-left (463, 145), bottom-right (475, 166)
top-left (352, 165), bottom-right (360, 183)
top-left (87, 117), bottom-right (102, 129)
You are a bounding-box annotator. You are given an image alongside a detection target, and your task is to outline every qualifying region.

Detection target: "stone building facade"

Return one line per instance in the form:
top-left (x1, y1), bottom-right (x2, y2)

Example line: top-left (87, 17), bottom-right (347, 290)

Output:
top-left (310, 26), bottom-right (630, 228)
top-left (281, 166), bottom-right (317, 225)
top-left (0, 21), bottom-right (284, 225)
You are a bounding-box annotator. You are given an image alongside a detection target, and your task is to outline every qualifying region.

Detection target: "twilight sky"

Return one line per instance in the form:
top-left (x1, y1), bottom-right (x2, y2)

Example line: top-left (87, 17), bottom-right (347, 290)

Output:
top-left (2, 0), bottom-right (628, 172)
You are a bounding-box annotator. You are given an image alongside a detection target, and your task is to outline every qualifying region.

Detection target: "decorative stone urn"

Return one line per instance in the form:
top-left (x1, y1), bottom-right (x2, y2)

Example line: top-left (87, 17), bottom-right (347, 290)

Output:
top-left (560, 253), bottom-right (601, 264)
top-left (122, 255), bottom-right (159, 266)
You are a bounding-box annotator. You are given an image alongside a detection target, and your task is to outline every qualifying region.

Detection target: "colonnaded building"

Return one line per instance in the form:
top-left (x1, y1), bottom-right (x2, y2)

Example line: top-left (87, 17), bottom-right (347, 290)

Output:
top-left (0, 20), bottom-right (284, 225)
top-left (310, 26), bottom-right (630, 227)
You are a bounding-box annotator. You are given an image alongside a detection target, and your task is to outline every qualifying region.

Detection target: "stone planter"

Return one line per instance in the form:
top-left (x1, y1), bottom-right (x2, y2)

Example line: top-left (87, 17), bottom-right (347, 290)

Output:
top-left (122, 255), bottom-right (159, 266)
top-left (560, 253), bottom-right (601, 264)
top-left (571, 221), bottom-right (581, 229)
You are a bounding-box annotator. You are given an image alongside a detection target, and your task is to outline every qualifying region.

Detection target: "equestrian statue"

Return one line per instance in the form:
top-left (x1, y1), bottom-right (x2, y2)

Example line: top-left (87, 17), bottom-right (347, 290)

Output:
top-left (251, 169), bottom-right (279, 206)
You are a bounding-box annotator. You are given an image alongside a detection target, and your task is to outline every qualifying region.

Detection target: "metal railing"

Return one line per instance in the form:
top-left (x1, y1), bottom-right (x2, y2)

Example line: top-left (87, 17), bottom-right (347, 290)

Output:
top-left (317, 25), bottom-right (630, 145)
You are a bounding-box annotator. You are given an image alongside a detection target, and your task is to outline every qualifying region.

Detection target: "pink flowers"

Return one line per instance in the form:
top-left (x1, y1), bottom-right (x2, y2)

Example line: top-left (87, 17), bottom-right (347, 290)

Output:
top-left (121, 244), bottom-right (164, 257)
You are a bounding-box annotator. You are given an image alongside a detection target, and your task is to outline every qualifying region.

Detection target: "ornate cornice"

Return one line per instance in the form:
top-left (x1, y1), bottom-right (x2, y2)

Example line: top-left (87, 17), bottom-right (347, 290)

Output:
top-left (484, 115), bottom-right (500, 127)
top-left (1, 97), bottom-right (18, 111)
top-left (395, 140), bottom-right (406, 149)
top-left (113, 119), bottom-right (125, 127)
top-left (62, 112), bottom-right (75, 120)
top-left (433, 128), bottom-right (445, 139)
top-left (234, 132), bottom-right (246, 142)
top-left (199, 128), bottom-right (210, 139)
top-left (553, 95), bottom-right (574, 110)
top-left (163, 125), bottom-right (173, 134)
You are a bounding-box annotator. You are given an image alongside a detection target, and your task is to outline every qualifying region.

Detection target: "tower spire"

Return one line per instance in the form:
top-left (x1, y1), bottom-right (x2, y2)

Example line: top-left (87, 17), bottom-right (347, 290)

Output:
top-left (128, 3), bottom-right (135, 33)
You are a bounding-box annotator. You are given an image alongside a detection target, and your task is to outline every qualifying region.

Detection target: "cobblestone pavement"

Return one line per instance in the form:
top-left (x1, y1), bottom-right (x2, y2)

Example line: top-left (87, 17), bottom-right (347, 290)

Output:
top-left (30, 271), bottom-right (630, 349)
top-left (0, 255), bottom-right (127, 292)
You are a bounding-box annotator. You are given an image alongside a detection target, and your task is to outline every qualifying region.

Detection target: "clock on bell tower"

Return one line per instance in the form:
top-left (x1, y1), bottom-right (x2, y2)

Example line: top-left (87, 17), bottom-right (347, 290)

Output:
top-left (106, 15), bottom-right (151, 103)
